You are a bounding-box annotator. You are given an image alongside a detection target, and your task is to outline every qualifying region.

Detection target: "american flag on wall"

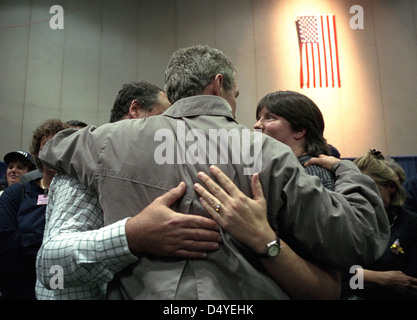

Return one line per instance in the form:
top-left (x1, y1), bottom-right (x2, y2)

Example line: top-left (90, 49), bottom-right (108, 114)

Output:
top-left (296, 15), bottom-right (341, 88)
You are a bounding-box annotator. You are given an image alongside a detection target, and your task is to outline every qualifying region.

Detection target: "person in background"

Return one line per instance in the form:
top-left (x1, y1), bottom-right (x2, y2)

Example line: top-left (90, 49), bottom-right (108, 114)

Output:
top-left (341, 149), bottom-right (417, 299)
top-left (20, 120), bottom-right (88, 185)
top-left (254, 90), bottom-right (334, 190)
top-left (385, 157), bottom-right (406, 185)
top-left (0, 151), bottom-right (36, 195)
top-left (109, 82), bottom-right (171, 123)
top-left (0, 119), bottom-right (69, 299)
top-left (0, 162), bottom-right (7, 191)
top-left (404, 175), bottom-right (417, 213)
top-left (385, 157), bottom-right (417, 214)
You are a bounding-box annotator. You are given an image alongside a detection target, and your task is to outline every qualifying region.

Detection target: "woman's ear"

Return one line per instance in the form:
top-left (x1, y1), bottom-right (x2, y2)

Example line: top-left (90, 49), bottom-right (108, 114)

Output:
top-left (293, 128), bottom-right (307, 140)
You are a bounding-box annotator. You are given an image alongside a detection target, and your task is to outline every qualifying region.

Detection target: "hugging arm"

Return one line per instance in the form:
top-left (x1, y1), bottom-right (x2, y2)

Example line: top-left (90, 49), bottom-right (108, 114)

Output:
top-left (194, 165), bottom-right (341, 300)
top-left (37, 177), bottom-right (221, 293)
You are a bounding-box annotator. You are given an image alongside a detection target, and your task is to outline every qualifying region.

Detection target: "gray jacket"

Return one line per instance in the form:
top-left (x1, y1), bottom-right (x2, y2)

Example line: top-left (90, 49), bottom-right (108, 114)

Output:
top-left (40, 95), bottom-right (389, 299)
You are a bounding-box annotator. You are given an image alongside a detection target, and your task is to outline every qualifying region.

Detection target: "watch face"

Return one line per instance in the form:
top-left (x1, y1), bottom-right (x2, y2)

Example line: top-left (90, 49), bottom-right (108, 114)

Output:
top-left (267, 244), bottom-right (280, 257)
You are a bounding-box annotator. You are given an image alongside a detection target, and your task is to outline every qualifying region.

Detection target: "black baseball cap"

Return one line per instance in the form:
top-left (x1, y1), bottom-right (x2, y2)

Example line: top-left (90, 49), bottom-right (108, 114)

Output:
top-left (4, 151), bottom-right (34, 166)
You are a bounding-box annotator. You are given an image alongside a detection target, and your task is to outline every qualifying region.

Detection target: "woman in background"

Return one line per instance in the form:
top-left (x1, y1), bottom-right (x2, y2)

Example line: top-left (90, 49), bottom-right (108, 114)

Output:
top-left (0, 151), bottom-right (36, 196)
top-left (0, 119), bottom-right (69, 299)
top-left (254, 91), bottom-right (334, 190)
top-left (342, 149), bottom-right (417, 299)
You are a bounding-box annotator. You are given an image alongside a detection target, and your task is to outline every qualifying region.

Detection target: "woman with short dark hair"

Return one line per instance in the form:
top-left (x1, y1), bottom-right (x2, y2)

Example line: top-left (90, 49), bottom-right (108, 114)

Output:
top-left (254, 90), bottom-right (334, 190)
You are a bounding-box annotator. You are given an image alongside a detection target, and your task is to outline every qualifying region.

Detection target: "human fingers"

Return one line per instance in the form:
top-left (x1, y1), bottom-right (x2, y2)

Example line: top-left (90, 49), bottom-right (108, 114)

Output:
top-left (404, 276), bottom-right (417, 292)
top-left (304, 154), bottom-right (340, 170)
top-left (171, 222), bottom-right (222, 259)
top-left (180, 229), bottom-right (221, 249)
top-left (180, 213), bottom-right (220, 232)
top-left (409, 276), bottom-right (417, 285)
top-left (208, 165), bottom-right (241, 198)
top-left (196, 170), bottom-right (230, 205)
top-left (163, 235), bottom-right (220, 259)
top-left (157, 182), bottom-right (186, 207)
top-left (194, 182), bottom-right (225, 214)
top-left (250, 173), bottom-right (265, 202)
top-left (173, 248), bottom-right (212, 260)
top-left (198, 196), bottom-right (223, 225)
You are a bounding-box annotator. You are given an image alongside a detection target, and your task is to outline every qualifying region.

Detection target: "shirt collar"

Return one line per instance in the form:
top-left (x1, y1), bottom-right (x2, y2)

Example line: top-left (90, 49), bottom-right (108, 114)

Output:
top-left (163, 95), bottom-right (236, 122)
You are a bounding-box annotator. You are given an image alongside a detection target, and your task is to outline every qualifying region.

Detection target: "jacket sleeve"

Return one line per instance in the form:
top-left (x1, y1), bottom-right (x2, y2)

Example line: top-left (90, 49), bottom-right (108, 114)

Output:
top-left (38, 123), bottom-right (114, 192)
top-left (263, 141), bottom-right (390, 270)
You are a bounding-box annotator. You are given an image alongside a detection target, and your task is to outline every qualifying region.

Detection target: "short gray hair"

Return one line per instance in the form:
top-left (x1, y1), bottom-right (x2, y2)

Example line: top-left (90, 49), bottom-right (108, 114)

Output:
top-left (164, 45), bottom-right (236, 104)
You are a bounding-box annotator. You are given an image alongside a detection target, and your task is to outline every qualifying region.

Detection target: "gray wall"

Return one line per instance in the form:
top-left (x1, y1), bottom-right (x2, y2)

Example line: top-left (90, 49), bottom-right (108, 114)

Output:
top-left (1, 0), bottom-right (417, 159)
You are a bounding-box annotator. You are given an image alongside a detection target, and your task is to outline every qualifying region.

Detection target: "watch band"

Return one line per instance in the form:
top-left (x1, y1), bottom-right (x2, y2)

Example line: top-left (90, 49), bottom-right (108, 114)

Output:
top-left (258, 237), bottom-right (281, 259)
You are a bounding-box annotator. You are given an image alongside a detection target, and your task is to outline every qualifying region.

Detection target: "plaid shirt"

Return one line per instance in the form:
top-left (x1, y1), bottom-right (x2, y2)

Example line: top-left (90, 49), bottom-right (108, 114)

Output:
top-left (35, 173), bottom-right (138, 300)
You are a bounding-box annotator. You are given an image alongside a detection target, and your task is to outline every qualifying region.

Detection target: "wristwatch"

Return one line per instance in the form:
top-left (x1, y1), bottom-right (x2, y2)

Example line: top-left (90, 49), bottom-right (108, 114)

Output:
top-left (259, 238), bottom-right (281, 259)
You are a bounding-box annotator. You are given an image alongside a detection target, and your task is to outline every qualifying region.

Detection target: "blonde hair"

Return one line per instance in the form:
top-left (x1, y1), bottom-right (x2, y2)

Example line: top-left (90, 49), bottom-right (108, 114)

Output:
top-left (385, 157), bottom-right (406, 184)
top-left (354, 150), bottom-right (406, 207)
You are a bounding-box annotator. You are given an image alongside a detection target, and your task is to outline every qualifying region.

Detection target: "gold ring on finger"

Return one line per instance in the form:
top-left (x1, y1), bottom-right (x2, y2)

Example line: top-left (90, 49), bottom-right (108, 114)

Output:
top-left (215, 203), bottom-right (222, 213)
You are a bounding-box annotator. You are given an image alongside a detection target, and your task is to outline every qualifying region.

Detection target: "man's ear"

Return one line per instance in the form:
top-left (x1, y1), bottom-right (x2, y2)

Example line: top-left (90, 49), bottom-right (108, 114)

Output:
top-left (201, 74), bottom-right (224, 96)
top-left (213, 74), bottom-right (224, 96)
top-left (128, 100), bottom-right (141, 119)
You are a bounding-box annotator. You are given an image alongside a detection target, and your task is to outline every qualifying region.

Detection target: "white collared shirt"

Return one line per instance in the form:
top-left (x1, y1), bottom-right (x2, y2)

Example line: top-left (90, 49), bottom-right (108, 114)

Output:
top-left (35, 173), bottom-right (138, 300)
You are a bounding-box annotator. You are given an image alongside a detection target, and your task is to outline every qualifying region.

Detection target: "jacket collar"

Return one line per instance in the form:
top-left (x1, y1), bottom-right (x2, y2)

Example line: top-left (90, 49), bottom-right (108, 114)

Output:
top-left (163, 95), bottom-right (236, 122)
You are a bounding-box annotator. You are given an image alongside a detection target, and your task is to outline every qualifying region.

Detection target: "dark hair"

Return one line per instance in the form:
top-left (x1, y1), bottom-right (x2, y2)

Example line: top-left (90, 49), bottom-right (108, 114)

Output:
top-left (256, 91), bottom-right (329, 157)
top-left (29, 118), bottom-right (70, 171)
top-left (109, 81), bottom-right (164, 123)
top-left (164, 45), bottom-right (236, 104)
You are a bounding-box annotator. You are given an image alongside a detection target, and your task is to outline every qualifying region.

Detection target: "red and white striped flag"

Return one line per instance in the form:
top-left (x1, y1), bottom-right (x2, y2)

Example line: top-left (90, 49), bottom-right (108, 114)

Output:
top-left (296, 15), bottom-right (341, 88)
